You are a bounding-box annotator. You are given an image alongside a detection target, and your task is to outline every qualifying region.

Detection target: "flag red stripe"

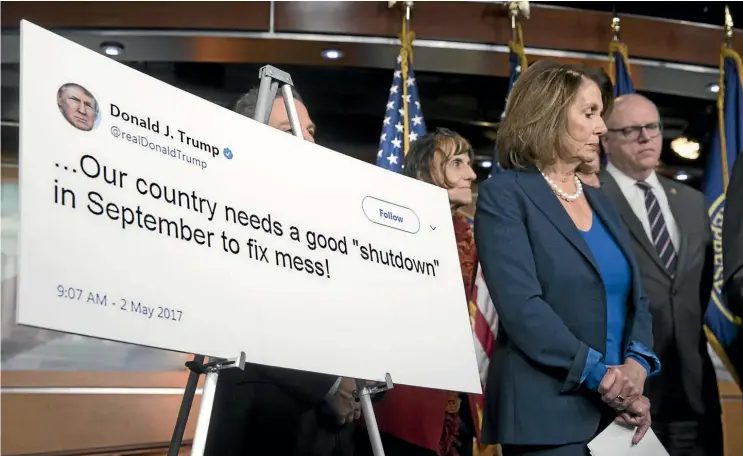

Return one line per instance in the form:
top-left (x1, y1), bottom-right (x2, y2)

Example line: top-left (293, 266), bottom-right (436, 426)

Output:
top-left (474, 308), bottom-right (496, 356)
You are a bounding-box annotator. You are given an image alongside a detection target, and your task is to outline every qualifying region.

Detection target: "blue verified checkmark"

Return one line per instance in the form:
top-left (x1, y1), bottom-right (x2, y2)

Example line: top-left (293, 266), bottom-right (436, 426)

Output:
top-left (223, 147), bottom-right (234, 160)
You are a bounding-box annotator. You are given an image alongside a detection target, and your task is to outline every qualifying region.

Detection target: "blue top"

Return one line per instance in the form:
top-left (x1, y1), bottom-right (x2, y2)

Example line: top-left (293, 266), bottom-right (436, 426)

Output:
top-left (578, 213), bottom-right (661, 390)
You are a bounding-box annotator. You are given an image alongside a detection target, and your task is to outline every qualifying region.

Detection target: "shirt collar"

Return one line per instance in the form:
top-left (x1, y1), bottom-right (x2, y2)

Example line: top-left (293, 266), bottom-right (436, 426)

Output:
top-left (606, 162), bottom-right (662, 194)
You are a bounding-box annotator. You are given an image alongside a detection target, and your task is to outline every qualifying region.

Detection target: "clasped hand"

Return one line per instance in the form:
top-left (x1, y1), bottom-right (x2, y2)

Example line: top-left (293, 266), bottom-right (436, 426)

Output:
top-left (614, 395), bottom-right (652, 445)
top-left (598, 358), bottom-right (647, 409)
top-left (598, 359), bottom-right (651, 444)
top-left (325, 377), bottom-right (362, 426)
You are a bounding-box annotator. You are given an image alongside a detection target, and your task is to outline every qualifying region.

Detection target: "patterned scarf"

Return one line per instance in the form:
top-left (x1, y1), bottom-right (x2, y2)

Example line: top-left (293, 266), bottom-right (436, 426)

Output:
top-left (438, 212), bottom-right (480, 456)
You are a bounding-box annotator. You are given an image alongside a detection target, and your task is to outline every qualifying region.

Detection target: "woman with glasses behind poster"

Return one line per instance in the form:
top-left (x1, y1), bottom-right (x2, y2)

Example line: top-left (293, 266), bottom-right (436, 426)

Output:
top-left (474, 60), bottom-right (661, 456)
top-left (355, 128), bottom-right (488, 456)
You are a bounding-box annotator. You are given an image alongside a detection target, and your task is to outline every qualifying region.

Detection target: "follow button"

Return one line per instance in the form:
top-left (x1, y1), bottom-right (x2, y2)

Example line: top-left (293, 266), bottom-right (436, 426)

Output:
top-left (361, 196), bottom-right (420, 234)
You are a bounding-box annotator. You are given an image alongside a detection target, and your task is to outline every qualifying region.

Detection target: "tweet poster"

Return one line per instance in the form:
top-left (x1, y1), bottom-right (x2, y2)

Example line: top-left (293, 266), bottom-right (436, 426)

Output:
top-left (16, 22), bottom-right (480, 393)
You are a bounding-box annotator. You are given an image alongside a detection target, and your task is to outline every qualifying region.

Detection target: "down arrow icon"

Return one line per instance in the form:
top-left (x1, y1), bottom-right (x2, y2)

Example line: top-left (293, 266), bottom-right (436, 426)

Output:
top-left (430, 225), bottom-right (436, 230)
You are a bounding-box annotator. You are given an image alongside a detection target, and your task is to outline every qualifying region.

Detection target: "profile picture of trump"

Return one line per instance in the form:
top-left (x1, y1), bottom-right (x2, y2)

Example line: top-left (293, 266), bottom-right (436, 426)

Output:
top-left (57, 83), bottom-right (99, 131)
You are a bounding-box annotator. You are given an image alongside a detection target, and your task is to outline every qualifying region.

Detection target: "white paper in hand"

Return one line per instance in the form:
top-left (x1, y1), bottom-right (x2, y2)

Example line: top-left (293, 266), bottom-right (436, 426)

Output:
top-left (587, 422), bottom-right (669, 456)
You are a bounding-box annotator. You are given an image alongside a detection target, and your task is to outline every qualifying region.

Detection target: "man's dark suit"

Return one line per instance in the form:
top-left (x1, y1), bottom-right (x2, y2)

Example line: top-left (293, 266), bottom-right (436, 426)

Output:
top-left (204, 363), bottom-right (353, 456)
top-left (600, 170), bottom-right (723, 456)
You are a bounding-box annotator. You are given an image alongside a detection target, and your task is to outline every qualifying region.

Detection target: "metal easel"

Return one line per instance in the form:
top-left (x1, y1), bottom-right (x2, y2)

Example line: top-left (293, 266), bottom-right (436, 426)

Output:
top-left (167, 352), bottom-right (246, 456)
top-left (253, 64), bottom-right (396, 456)
top-left (167, 65), bottom-right (395, 456)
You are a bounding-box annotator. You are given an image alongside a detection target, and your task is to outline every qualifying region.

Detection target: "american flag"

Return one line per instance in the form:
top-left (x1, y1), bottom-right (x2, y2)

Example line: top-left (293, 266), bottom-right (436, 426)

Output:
top-left (460, 214), bottom-right (498, 387)
top-left (470, 272), bottom-right (498, 385)
top-left (470, 28), bottom-right (529, 387)
top-left (376, 53), bottom-right (427, 173)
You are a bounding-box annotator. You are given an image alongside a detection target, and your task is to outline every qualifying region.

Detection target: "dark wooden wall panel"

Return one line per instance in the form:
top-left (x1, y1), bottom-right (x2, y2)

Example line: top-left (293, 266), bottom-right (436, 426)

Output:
top-left (0, 1), bottom-right (270, 30)
top-left (1, 370), bottom-right (200, 388)
top-left (274, 1), bottom-right (743, 68)
top-left (719, 381), bottom-right (743, 456)
top-left (1, 393), bottom-right (201, 455)
top-left (2, 1), bottom-right (740, 68)
top-left (1, 371), bottom-right (200, 455)
top-left (274, 2), bottom-right (510, 43)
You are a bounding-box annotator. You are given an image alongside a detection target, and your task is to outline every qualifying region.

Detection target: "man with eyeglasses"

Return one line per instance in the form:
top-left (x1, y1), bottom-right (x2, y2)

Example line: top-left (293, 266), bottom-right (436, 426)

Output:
top-left (599, 94), bottom-right (722, 456)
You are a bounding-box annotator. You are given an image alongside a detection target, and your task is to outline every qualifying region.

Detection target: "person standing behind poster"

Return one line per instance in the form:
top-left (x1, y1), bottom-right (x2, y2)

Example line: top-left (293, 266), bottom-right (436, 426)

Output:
top-left (600, 93), bottom-right (722, 456)
top-left (575, 68), bottom-right (612, 190)
top-left (577, 149), bottom-right (601, 188)
top-left (203, 86), bottom-right (359, 456)
top-left (354, 128), bottom-right (483, 456)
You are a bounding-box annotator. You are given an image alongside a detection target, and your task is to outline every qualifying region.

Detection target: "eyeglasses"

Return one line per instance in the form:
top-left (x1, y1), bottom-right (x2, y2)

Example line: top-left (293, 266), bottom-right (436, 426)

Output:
top-left (607, 122), bottom-right (662, 141)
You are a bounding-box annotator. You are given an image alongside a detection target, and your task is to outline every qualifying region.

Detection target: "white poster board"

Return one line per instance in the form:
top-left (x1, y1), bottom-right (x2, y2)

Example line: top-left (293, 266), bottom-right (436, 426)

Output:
top-left (17, 21), bottom-right (481, 394)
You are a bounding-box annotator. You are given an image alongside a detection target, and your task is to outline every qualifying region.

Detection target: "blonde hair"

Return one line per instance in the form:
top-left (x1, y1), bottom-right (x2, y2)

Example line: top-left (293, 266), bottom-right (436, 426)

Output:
top-left (497, 60), bottom-right (612, 170)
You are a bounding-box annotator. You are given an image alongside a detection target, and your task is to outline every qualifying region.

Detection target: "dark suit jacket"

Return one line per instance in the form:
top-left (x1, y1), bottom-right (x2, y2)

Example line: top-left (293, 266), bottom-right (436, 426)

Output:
top-left (474, 168), bottom-right (655, 446)
top-left (204, 363), bottom-right (352, 456)
top-left (723, 154), bottom-right (743, 317)
top-left (600, 171), bottom-right (721, 419)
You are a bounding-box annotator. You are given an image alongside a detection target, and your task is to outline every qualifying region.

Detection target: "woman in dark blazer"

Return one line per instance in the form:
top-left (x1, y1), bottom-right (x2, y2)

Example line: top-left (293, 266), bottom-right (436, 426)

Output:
top-left (474, 60), bottom-right (661, 456)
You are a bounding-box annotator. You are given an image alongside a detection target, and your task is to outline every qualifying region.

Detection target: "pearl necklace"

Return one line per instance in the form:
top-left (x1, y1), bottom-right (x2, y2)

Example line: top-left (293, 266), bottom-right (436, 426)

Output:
top-left (540, 170), bottom-right (583, 202)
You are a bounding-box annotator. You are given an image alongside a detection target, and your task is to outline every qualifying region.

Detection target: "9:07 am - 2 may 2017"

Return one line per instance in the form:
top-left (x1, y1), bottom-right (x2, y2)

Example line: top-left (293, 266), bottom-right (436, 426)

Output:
top-left (56, 284), bottom-right (183, 322)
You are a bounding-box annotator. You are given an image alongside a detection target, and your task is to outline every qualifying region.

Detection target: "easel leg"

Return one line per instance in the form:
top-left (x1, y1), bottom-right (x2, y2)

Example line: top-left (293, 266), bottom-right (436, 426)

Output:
top-left (358, 386), bottom-right (386, 456)
top-left (167, 354), bottom-right (204, 456)
top-left (280, 83), bottom-right (303, 139)
top-left (190, 369), bottom-right (220, 456)
top-left (253, 74), bottom-right (277, 124)
top-left (253, 65), bottom-right (303, 139)
top-left (167, 353), bottom-right (245, 456)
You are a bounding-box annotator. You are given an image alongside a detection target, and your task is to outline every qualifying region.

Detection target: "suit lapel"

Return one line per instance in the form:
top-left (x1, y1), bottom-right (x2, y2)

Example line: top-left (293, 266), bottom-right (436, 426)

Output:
top-left (516, 170), bottom-right (600, 276)
top-left (599, 171), bottom-right (669, 275)
top-left (584, 186), bottom-right (644, 309)
top-left (658, 178), bottom-right (689, 279)
top-left (584, 187), bottom-right (634, 271)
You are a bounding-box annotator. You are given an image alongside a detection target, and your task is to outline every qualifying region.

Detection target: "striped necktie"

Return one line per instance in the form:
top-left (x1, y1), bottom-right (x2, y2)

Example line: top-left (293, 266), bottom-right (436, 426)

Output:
top-left (636, 181), bottom-right (677, 276)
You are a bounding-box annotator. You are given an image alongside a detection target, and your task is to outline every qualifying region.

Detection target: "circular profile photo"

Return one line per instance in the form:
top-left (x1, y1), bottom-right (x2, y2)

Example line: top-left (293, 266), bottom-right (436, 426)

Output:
top-left (56, 83), bottom-right (100, 132)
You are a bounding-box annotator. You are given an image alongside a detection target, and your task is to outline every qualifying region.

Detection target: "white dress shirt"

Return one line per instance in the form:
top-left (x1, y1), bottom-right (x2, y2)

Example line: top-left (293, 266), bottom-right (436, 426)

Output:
top-left (606, 163), bottom-right (680, 250)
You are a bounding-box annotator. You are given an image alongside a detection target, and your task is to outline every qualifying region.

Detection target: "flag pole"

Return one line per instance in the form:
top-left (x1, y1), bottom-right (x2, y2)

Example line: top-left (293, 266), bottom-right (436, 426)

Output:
top-left (401, 5), bottom-right (411, 156)
top-left (389, 1), bottom-right (415, 156)
top-left (724, 5), bottom-right (733, 49)
top-left (608, 14), bottom-right (632, 85)
top-left (720, 5), bottom-right (734, 190)
top-left (611, 5), bottom-right (621, 42)
top-left (507, 2), bottom-right (529, 78)
top-left (507, 1), bottom-right (530, 38)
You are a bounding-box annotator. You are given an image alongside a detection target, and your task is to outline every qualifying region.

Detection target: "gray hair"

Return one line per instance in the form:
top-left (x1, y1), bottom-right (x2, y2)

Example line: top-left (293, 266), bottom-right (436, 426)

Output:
top-left (233, 86), bottom-right (304, 119)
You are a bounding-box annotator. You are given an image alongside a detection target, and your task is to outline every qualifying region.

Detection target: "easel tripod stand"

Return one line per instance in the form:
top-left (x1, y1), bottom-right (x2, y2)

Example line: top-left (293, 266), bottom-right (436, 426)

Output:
top-left (253, 65), bottom-right (396, 456)
top-left (166, 65), bottom-right (394, 456)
